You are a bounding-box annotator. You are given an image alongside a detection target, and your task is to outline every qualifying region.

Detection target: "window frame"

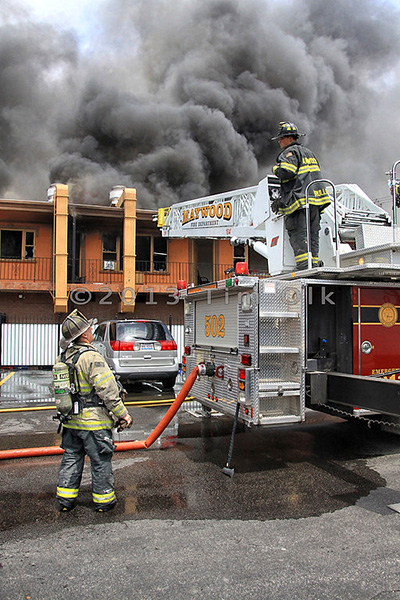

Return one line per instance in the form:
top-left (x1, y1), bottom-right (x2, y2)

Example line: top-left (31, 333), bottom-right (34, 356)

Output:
top-left (136, 234), bottom-right (168, 273)
top-left (101, 232), bottom-right (122, 271)
top-left (0, 228), bottom-right (36, 260)
top-left (233, 242), bottom-right (248, 266)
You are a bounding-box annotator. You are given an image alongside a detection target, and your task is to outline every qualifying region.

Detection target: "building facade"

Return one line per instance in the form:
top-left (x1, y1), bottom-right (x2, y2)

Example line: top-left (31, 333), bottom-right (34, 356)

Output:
top-left (0, 184), bottom-right (251, 326)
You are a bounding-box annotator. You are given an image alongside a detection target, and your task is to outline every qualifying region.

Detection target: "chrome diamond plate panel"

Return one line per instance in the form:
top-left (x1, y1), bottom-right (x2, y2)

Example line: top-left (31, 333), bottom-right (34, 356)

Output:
top-left (183, 283), bottom-right (258, 425)
top-left (255, 279), bottom-right (305, 423)
top-left (183, 278), bottom-right (306, 426)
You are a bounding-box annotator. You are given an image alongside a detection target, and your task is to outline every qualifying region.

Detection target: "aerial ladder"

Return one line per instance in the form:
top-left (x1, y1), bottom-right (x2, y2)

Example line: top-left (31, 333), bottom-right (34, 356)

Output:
top-left (158, 174), bottom-right (395, 275)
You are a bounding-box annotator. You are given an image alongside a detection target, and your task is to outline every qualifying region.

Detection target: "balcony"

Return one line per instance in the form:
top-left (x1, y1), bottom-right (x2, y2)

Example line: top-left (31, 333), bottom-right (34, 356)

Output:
top-left (0, 255), bottom-right (266, 294)
top-left (67, 259), bottom-right (235, 291)
top-left (68, 258), bottom-right (123, 286)
top-left (134, 261), bottom-right (233, 287)
top-left (0, 258), bottom-right (53, 290)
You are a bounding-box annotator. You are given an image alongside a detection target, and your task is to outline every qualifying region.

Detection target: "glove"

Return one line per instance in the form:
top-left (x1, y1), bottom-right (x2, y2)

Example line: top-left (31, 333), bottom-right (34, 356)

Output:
top-left (271, 198), bottom-right (280, 213)
top-left (117, 414), bottom-right (133, 432)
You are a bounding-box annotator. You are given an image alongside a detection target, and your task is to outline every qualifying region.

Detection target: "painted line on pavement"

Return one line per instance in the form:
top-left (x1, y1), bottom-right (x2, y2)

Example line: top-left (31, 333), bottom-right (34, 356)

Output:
top-left (0, 372), bottom-right (15, 387)
top-left (0, 397), bottom-right (196, 413)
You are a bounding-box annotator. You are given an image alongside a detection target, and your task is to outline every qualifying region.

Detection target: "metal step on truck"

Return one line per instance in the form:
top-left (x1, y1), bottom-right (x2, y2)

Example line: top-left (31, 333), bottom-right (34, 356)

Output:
top-left (159, 160), bottom-right (400, 434)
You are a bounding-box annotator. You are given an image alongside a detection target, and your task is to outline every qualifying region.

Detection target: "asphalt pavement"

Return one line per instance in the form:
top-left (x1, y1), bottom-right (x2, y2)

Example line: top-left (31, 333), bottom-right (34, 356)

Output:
top-left (1, 370), bottom-right (400, 599)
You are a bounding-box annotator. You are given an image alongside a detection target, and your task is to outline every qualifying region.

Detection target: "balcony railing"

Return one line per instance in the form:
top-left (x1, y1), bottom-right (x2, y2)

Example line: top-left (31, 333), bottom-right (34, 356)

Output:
top-left (67, 259), bottom-right (235, 287)
top-left (0, 258), bottom-right (53, 284)
top-left (134, 262), bottom-right (269, 285)
top-left (1, 257), bottom-right (266, 290)
top-left (134, 261), bottom-right (234, 286)
top-left (68, 259), bottom-right (123, 284)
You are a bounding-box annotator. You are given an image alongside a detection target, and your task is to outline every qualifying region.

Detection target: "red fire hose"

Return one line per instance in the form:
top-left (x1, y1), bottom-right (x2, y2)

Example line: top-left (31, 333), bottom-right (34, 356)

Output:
top-left (0, 365), bottom-right (202, 461)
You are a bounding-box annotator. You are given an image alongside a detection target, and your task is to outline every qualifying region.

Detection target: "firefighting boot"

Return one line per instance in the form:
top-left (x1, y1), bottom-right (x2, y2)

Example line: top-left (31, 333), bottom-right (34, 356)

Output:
top-left (95, 500), bottom-right (117, 513)
top-left (58, 501), bottom-right (76, 512)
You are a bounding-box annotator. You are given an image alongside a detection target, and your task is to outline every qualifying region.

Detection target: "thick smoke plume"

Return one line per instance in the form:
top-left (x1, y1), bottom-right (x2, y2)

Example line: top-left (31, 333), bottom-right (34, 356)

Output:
top-left (1, 0), bottom-right (400, 207)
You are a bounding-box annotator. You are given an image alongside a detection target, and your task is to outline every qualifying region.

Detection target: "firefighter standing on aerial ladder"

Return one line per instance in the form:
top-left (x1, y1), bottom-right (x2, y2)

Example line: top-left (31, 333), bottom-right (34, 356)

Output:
top-left (271, 121), bottom-right (331, 270)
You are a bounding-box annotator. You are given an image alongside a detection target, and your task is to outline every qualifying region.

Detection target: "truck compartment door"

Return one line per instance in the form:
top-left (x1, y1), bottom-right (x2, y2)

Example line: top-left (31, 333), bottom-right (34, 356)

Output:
top-left (352, 286), bottom-right (400, 378)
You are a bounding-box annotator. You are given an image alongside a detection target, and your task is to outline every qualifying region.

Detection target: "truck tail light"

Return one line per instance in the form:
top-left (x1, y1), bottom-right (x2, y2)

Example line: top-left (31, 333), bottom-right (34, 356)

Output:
top-left (238, 367), bottom-right (251, 403)
top-left (240, 354), bottom-right (251, 366)
top-left (238, 368), bottom-right (246, 391)
top-left (184, 346), bottom-right (191, 355)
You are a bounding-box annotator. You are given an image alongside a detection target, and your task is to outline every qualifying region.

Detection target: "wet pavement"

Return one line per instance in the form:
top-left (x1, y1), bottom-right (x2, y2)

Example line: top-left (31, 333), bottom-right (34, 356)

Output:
top-left (0, 369), bottom-right (400, 526)
top-left (0, 405), bottom-right (396, 529)
top-left (0, 368), bottom-right (53, 406)
top-left (1, 370), bottom-right (400, 599)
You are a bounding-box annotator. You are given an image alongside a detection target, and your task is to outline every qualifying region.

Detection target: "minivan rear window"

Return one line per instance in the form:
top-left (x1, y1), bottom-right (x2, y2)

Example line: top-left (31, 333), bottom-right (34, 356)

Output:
top-left (94, 324), bottom-right (107, 341)
top-left (114, 321), bottom-right (172, 342)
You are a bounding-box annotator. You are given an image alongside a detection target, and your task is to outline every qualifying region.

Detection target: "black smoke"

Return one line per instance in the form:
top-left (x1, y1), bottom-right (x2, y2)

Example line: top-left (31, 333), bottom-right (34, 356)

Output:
top-left (0, 1), bottom-right (78, 199)
top-left (1, 0), bottom-right (400, 206)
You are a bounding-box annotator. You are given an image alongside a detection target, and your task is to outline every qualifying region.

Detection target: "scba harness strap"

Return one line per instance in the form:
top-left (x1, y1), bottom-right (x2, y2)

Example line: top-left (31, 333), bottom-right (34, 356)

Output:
top-left (60, 346), bottom-right (105, 410)
top-left (53, 347), bottom-right (106, 433)
top-left (53, 346), bottom-right (126, 432)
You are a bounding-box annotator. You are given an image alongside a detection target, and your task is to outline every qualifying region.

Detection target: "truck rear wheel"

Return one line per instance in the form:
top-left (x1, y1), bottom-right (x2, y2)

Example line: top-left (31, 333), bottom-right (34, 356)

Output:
top-left (162, 376), bottom-right (176, 390)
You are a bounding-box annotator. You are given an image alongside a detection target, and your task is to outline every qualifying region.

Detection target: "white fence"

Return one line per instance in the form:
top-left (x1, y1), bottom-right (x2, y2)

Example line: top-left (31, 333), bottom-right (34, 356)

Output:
top-left (1, 323), bottom-right (185, 368)
top-left (170, 324), bottom-right (185, 362)
top-left (1, 324), bottom-right (60, 367)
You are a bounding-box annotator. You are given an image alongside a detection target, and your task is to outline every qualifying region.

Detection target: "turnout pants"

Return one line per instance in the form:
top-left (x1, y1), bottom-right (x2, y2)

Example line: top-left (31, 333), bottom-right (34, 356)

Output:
top-left (285, 206), bottom-right (322, 270)
top-left (57, 428), bottom-right (116, 509)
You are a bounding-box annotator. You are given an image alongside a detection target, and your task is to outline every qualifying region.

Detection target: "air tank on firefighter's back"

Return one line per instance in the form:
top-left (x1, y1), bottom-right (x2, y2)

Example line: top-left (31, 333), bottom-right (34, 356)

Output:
top-left (52, 362), bottom-right (74, 417)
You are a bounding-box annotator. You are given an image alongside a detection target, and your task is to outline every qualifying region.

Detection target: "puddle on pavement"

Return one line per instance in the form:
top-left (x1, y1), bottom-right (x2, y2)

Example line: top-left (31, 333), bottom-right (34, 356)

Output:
top-left (1, 414), bottom-right (396, 534)
top-left (0, 370), bottom-right (53, 406)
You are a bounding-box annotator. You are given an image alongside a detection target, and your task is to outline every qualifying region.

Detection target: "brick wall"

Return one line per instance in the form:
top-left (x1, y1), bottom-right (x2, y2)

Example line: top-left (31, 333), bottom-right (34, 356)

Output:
top-left (0, 292), bottom-right (57, 322)
top-left (0, 291), bottom-right (183, 324)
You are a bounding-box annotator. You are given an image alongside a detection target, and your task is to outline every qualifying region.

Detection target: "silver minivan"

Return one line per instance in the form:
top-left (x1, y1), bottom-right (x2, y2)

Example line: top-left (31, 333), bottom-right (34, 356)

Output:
top-left (93, 319), bottom-right (179, 389)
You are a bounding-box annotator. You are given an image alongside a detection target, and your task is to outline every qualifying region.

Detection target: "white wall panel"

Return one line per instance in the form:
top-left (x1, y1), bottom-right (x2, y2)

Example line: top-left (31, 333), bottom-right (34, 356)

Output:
top-left (1, 324), bottom-right (60, 366)
top-left (170, 324), bottom-right (184, 363)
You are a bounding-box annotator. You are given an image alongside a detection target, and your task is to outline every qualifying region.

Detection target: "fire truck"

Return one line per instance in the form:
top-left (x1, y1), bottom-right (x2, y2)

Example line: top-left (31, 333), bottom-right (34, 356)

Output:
top-left (158, 161), bottom-right (400, 443)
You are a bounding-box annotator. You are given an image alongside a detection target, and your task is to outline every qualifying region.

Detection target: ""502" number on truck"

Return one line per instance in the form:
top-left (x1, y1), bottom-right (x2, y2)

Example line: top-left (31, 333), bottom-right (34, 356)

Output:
top-left (205, 314), bottom-right (225, 338)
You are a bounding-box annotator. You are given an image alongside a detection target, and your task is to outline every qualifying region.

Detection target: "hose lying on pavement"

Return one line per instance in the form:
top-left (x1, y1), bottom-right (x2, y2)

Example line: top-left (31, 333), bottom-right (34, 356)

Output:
top-left (0, 365), bottom-right (203, 460)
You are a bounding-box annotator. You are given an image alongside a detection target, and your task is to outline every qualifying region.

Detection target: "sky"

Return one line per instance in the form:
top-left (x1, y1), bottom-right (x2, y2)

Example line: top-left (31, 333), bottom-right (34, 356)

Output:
top-left (21, 0), bottom-right (102, 50)
top-left (2, 0), bottom-right (400, 208)
top-left (22, 0), bottom-right (400, 43)
top-left (12, 0), bottom-right (96, 35)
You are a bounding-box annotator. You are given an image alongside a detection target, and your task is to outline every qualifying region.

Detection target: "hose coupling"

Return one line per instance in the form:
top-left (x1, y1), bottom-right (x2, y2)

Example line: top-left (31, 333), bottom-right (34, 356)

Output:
top-left (198, 362), bottom-right (216, 377)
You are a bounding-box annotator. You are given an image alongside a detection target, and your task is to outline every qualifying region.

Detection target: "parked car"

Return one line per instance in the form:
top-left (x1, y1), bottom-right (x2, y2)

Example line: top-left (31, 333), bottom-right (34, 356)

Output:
top-left (92, 319), bottom-right (179, 389)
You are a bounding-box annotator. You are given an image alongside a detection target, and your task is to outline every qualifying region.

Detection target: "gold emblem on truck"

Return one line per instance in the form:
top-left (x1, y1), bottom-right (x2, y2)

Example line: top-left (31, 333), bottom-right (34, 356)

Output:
top-left (378, 303), bottom-right (398, 328)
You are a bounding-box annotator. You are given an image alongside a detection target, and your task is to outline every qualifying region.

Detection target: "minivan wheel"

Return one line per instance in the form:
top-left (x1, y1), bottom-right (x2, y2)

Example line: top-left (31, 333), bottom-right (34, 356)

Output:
top-left (162, 376), bottom-right (176, 390)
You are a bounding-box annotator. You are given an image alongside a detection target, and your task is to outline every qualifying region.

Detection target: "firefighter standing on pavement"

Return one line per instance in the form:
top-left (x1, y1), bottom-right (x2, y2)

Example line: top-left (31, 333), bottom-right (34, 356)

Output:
top-left (56, 309), bottom-right (133, 512)
top-left (272, 121), bottom-right (331, 270)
